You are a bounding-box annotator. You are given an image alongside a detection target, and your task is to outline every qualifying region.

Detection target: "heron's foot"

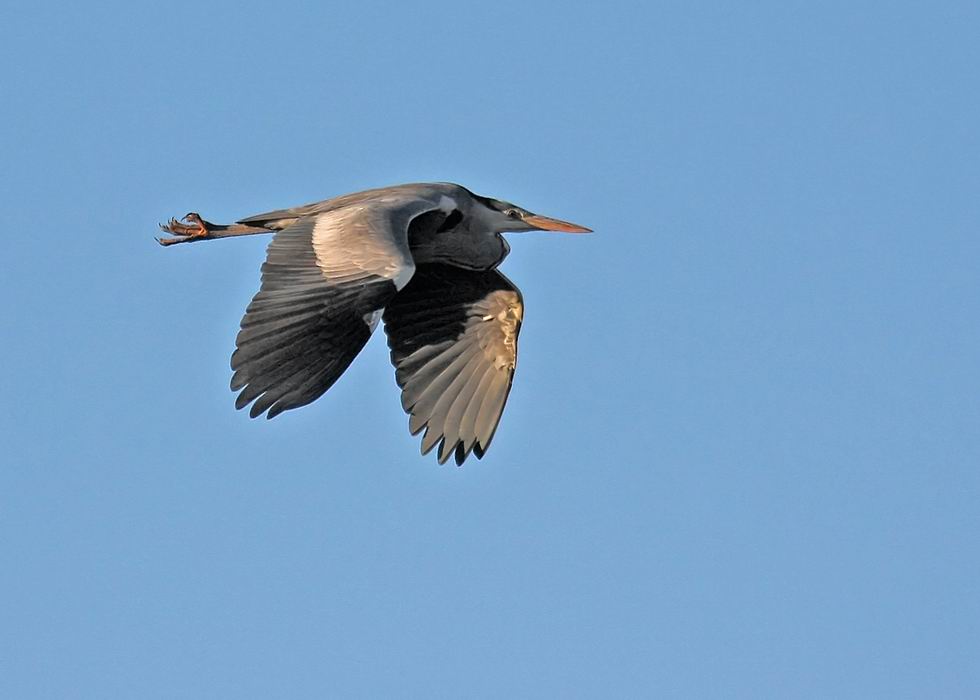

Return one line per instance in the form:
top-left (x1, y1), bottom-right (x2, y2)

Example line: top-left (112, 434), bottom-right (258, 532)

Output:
top-left (157, 213), bottom-right (210, 246)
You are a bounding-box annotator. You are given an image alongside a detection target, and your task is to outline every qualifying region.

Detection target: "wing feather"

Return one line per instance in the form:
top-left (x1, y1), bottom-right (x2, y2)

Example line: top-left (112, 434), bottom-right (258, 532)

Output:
top-left (232, 194), bottom-right (446, 418)
top-left (383, 265), bottom-right (523, 464)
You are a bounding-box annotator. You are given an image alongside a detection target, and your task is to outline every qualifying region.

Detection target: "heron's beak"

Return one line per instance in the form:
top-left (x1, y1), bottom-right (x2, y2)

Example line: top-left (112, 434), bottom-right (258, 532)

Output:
top-left (523, 214), bottom-right (592, 233)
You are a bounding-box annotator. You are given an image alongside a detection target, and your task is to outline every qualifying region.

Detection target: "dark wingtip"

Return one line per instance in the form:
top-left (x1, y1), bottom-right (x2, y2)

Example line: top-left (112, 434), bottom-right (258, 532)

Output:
top-left (436, 438), bottom-right (451, 465)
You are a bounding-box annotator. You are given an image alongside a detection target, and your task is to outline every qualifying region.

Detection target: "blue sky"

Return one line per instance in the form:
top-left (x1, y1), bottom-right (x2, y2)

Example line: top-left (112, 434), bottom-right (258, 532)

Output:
top-left (2, 1), bottom-right (979, 697)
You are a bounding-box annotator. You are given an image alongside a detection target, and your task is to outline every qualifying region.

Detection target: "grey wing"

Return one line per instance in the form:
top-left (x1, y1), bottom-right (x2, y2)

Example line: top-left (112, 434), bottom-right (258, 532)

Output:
top-left (236, 204), bottom-right (320, 230)
top-left (235, 195), bottom-right (359, 230)
top-left (232, 196), bottom-right (439, 418)
top-left (382, 265), bottom-right (523, 465)
top-left (236, 184), bottom-right (457, 229)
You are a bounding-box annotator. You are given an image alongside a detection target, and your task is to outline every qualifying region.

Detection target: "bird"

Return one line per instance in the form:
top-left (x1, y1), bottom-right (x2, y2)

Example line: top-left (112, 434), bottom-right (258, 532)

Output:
top-left (158, 182), bottom-right (591, 465)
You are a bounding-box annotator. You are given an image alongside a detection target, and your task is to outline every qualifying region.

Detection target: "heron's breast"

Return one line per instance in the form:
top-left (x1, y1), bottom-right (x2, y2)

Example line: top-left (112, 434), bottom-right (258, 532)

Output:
top-left (408, 227), bottom-right (508, 271)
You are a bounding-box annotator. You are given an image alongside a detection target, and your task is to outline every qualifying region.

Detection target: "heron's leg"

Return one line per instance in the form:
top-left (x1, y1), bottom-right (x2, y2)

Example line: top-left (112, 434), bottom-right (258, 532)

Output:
top-left (157, 213), bottom-right (272, 246)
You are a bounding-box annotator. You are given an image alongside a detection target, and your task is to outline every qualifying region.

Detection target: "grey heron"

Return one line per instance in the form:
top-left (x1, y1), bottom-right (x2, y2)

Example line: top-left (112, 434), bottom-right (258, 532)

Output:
top-left (158, 182), bottom-right (590, 465)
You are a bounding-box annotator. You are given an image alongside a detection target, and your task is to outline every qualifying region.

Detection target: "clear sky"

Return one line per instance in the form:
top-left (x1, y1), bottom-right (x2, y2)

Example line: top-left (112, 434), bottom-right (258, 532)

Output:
top-left (2, 1), bottom-right (979, 697)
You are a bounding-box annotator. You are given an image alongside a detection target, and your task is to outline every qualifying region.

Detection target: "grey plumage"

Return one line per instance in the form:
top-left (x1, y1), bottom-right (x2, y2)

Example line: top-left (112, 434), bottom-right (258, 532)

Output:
top-left (383, 266), bottom-right (522, 465)
top-left (158, 182), bottom-right (590, 464)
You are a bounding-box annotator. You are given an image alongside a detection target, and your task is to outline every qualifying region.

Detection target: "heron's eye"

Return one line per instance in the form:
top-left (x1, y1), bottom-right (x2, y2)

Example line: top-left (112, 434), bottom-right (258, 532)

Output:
top-left (504, 209), bottom-right (521, 218)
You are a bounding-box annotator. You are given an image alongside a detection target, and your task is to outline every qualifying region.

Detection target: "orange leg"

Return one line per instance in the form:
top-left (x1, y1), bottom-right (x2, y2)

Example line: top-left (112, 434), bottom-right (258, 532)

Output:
top-left (156, 213), bottom-right (273, 246)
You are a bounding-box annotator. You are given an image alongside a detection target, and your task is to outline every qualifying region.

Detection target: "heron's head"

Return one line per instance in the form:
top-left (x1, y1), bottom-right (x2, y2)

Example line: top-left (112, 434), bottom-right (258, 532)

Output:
top-left (470, 193), bottom-right (592, 234)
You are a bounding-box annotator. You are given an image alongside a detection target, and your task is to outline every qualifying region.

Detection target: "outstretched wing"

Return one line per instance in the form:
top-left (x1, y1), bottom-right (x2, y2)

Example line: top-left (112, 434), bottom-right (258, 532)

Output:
top-left (382, 265), bottom-right (523, 465)
top-left (232, 195), bottom-right (442, 418)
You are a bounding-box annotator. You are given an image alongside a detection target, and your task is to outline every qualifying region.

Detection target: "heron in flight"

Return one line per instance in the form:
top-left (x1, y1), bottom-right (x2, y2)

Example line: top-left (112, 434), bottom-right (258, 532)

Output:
top-left (158, 182), bottom-right (590, 465)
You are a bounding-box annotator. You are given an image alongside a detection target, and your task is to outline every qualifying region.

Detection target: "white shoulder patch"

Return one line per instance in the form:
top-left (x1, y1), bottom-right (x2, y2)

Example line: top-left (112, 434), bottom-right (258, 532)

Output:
top-left (392, 262), bottom-right (415, 291)
top-left (438, 195), bottom-right (456, 214)
top-left (362, 309), bottom-right (383, 332)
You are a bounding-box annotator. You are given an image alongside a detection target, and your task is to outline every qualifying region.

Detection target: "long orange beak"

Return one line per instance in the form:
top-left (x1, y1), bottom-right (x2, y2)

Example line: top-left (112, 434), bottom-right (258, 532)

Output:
top-left (523, 213), bottom-right (592, 233)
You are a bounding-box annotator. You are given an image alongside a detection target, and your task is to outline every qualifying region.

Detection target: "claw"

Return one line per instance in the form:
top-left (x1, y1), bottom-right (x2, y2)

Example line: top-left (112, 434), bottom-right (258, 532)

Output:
top-left (155, 211), bottom-right (269, 248)
top-left (159, 213), bottom-right (208, 239)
